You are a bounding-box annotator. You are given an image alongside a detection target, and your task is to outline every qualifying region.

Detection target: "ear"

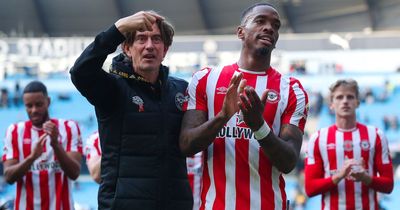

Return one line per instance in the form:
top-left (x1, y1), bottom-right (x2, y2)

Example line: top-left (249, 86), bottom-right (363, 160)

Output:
top-left (237, 26), bottom-right (245, 40)
top-left (122, 43), bottom-right (132, 57)
top-left (163, 46), bottom-right (169, 58)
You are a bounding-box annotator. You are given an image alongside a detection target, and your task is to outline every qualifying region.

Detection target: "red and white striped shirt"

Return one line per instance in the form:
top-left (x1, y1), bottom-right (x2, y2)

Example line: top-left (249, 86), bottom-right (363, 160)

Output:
top-left (187, 152), bottom-right (203, 210)
top-left (2, 119), bottom-right (83, 210)
top-left (305, 123), bottom-right (394, 210)
top-left (84, 131), bottom-right (101, 161)
top-left (183, 63), bottom-right (309, 210)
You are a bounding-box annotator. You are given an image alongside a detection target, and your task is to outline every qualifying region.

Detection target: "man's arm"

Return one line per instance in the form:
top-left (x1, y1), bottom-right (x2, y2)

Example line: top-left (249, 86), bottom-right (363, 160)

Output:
top-left (179, 73), bottom-right (244, 156)
top-left (3, 134), bottom-right (47, 184)
top-left (238, 87), bottom-right (305, 173)
top-left (258, 124), bottom-right (303, 173)
top-left (87, 155), bottom-right (102, 184)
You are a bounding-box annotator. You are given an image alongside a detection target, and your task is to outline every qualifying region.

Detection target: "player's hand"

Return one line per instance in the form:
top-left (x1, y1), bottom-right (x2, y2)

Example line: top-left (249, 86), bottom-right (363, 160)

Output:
top-left (115, 11), bottom-right (165, 34)
top-left (30, 133), bottom-right (48, 160)
top-left (238, 87), bottom-right (268, 131)
top-left (43, 121), bottom-right (60, 147)
top-left (349, 159), bottom-right (369, 182)
top-left (333, 158), bottom-right (358, 182)
top-left (219, 73), bottom-right (245, 120)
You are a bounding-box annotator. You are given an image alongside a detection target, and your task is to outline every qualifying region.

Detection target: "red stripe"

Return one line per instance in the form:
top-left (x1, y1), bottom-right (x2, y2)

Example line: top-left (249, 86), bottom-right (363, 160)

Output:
top-left (52, 119), bottom-right (59, 161)
top-left (11, 124), bottom-right (19, 159)
top-left (25, 172), bottom-right (34, 210)
top-left (259, 150), bottom-right (274, 210)
top-left (358, 124), bottom-right (370, 210)
top-left (327, 126), bottom-right (338, 210)
top-left (39, 170), bottom-right (50, 210)
top-left (65, 121), bottom-right (72, 152)
top-left (343, 131), bottom-right (355, 210)
top-left (62, 174), bottom-right (71, 210)
top-left (94, 137), bottom-right (101, 155)
top-left (55, 172), bottom-right (62, 210)
top-left (199, 151), bottom-right (210, 210)
top-left (235, 140), bottom-right (250, 210)
top-left (75, 121), bottom-right (83, 153)
top-left (22, 122), bottom-right (32, 159)
top-left (279, 175), bottom-right (286, 210)
top-left (212, 139), bottom-right (226, 210)
top-left (15, 180), bottom-right (22, 210)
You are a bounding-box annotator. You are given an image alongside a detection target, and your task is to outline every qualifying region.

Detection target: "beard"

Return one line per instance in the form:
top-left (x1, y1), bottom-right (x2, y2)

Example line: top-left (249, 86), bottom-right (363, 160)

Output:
top-left (255, 47), bottom-right (270, 57)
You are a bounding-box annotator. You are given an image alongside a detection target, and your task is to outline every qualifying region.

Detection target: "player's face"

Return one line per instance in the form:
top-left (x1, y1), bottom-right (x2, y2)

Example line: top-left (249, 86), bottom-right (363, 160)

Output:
top-left (238, 5), bottom-right (280, 55)
top-left (330, 85), bottom-right (359, 119)
top-left (125, 23), bottom-right (168, 74)
top-left (23, 92), bottom-right (50, 128)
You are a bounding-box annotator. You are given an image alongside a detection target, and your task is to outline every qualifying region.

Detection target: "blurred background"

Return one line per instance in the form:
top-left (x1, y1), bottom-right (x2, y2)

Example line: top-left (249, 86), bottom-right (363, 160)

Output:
top-left (1, 0), bottom-right (400, 209)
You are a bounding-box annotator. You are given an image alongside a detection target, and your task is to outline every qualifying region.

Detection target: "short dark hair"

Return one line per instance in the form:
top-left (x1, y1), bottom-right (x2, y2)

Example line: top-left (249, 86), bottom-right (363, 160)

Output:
top-left (123, 10), bottom-right (174, 48)
top-left (240, 3), bottom-right (276, 25)
top-left (329, 79), bottom-right (360, 102)
top-left (23, 81), bottom-right (48, 96)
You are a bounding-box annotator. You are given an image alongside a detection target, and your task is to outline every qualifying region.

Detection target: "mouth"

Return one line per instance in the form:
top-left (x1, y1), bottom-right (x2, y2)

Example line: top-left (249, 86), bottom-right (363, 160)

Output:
top-left (257, 35), bottom-right (274, 45)
top-left (143, 54), bottom-right (156, 60)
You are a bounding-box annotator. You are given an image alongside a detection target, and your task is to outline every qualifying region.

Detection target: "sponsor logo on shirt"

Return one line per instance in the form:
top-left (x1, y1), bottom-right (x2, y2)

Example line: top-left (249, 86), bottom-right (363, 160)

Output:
top-left (217, 126), bottom-right (254, 139)
top-left (216, 86), bottom-right (228, 95)
top-left (23, 138), bottom-right (31, 144)
top-left (327, 143), bottom-right (336, 150)
top-left (31, 161), bottom-right (61, 171)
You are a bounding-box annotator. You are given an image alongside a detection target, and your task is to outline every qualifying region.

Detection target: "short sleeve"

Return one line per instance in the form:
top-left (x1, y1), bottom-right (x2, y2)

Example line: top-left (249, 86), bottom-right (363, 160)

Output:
top-left (183, 67), bottom-right (211, 112)
top-left (2, 124), bottom-right (19, 161)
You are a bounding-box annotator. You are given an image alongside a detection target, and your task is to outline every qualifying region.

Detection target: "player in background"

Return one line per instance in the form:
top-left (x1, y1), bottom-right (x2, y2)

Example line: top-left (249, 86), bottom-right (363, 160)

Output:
top-left (2, 80), bottom-right (83, 210)
top-left (304, 79), bottom-right (394, 210)
top-left (84, 131), bottom-right (101, 184)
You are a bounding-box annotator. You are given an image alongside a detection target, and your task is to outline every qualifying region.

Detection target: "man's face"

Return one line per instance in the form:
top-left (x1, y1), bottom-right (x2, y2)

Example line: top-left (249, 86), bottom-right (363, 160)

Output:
top-left (23, 92), bottom-right (50, 128)
top-left (330, 85), bottom-right (359, 119)
top-left (124, 24), bottom-right (168, 73)
top-left (238, 5), bottom-right (280, 55)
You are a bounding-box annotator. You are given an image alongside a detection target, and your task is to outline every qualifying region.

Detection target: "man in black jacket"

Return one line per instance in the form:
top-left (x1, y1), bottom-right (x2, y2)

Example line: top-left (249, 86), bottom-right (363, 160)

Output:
top-left (70, 11), bottom-right (193, 210)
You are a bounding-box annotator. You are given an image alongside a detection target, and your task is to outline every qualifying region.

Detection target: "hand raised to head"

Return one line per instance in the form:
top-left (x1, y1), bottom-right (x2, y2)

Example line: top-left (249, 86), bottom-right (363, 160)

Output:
top-left (115, 11), bottom-right (165, 34)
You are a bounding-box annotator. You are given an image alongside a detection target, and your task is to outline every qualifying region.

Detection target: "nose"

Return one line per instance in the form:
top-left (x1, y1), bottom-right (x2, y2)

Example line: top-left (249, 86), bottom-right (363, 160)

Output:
top-left (262, 22), bottom-right (273, 33)
top-left (144, 37), bottom-right (155, 49)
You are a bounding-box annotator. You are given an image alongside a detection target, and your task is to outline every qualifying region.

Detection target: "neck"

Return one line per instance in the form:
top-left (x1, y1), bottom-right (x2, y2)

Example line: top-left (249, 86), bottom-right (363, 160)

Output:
top-left (134, 69), bottom-right (159, 84)
top-left (335, 116), bottom-right (357, 130)
top-left (238, 49), bottom-right (271, 72)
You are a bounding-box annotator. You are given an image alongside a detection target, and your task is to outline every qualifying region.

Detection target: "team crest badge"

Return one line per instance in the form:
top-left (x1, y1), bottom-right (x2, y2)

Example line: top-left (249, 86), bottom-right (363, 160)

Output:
top-left (132, 96), bottom-right (144, 112)
top-left (360, 141), bottom-right (370, 151)
top-left (266, 90), bottom-right (280, 103)
top-left (343, 140), bottom-right (353, 152)
top-left (175, 92), bottom-right (188, 111)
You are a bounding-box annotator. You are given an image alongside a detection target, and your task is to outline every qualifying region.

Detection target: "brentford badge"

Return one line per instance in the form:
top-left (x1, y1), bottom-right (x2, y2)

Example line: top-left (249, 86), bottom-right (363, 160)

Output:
top-left (266, 90), bottom-right (280, 103)
top-left (360, 141), bottom-right (370, 151)
top-left (132, 96), bottom-right (144, 112)
top-left (175, 92), bottom-right (187, 111)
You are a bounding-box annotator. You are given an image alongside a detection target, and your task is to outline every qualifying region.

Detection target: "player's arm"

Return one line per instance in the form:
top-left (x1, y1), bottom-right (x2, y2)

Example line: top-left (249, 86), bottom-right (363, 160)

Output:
top-left (258, 123), bottom-right (303, 173)
top-left (87, 153), bottom-right (101, 184)
top-left (239, 86), bottom-right (305, 173)
top-left (179, 73), bottom-right (244, 156)
top-left (3, 134), bottom-right (47, 184)
top-left (352, 129), bottom-right (393, 193)
top-left (45, 121), bottom-right (82, 180)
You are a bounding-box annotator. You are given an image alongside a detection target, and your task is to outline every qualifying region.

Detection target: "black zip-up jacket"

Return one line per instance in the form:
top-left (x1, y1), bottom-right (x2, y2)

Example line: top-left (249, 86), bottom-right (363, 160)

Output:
top-left (70, 25), bottom-right (193, 210)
